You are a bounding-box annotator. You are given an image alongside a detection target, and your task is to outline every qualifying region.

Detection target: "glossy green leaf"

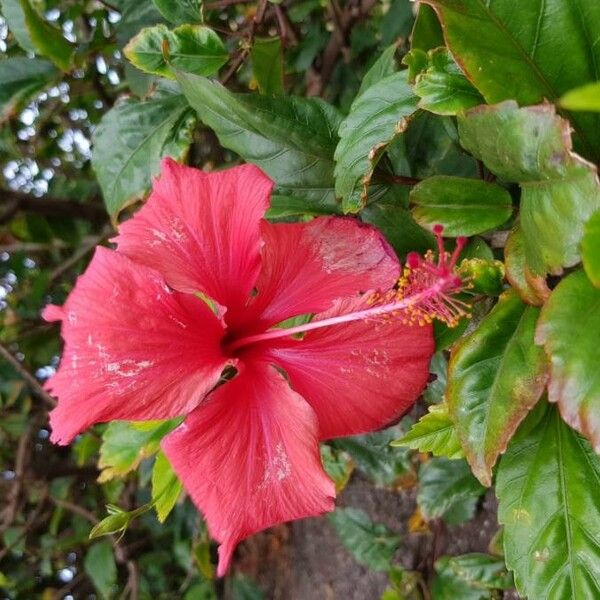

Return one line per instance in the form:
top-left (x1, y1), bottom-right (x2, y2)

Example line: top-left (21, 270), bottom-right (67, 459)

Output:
top-left (334, 69), bottom-right (419, 213)
top-left (152, 0), bottom-right (202, 24)
top-left (413, 48), bottom-right (483, 115)
top-left (250, 37), bottom-right (283, 96)
top-left (497, 402), bottom-right (600, 599)
top-left (536, 270), bottom-right (600, 450)
top-left (98, 419), bottom-right (180, 481)
top-left (432, 554), bottom-right (513, 600)
top-left (560, 81), bottom-right (600, 112)
top-left (504, 226), bottom-right (550, 306)
top-left (333, 425), bottom-right (412, 488)
top-left (177, 71), bottom-right (342, 215)
top-left (423, 351), bottom-right (447, 404)
top-left (151, 451), bottom-right (183, 523)
top-left (0, 0), bottom-right (34, 51)
top-left (392, 403), bottom-right (464, 459)
top-left (448, 291), bottom-right (548, 485)
top-left (329, 508), bottom-right (400, 572)
top-left (125, 24), bottom-right (227, 79)
top-left (417, 457), bottom-right (484, 525)
top-left (458, 101), bottom-right (600, 275)
top-left (582, 210), bottom-right (600, 287)
top-left (410, 175), bottom-right (512, 236)
top-left (92, 87), bottom-right (195, 219)
top-left (410, 3), bottom-right (443, 52)
top-left (18, 0), bottom-right (74, 71)
top-left (425, 0), bottom-right (600, 162)
top-left (0, 58), bottom-right (57, 123)
top-left (84, 541), bottom-right (117, 600)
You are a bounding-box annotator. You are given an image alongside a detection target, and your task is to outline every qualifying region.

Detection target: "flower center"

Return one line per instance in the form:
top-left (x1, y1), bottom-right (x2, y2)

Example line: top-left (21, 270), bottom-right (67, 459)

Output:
top-left (226, 226), bottom-right (469, 354)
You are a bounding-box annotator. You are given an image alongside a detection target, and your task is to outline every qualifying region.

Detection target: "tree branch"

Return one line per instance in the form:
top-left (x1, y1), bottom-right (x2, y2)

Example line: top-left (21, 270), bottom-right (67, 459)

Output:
top-left (1, 190), bottom-right (107, 225)
top-left (0, 343), bottom-right (57, 408)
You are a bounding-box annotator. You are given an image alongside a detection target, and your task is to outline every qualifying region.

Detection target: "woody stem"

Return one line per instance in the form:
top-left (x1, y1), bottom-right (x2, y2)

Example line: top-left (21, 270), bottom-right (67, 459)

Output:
top-left (227, 277), bottom-right (453, 352)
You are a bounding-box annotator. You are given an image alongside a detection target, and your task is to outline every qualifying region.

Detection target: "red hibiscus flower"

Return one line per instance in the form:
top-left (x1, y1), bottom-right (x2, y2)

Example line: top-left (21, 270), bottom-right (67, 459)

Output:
top-left (43, 159), bottom-right (463, 576)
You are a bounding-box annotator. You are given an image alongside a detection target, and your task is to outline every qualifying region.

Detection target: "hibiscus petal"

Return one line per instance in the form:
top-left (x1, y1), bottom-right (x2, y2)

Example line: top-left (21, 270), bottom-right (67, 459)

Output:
top-left (162, 361), bottom-right (335, 576)
top-left (113, 158), bottom-right (273, 319)
top-left (254, 296), bottom-right (434, 439)
top-left (239, 217), bottom-right (400, 333)
top-left (45, 247), bottom-right (231, 444)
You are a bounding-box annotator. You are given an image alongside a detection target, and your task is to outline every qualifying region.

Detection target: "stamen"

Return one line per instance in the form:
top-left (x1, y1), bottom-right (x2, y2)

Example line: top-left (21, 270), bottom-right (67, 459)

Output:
top-left (226, 225), bottom-right (469, 353)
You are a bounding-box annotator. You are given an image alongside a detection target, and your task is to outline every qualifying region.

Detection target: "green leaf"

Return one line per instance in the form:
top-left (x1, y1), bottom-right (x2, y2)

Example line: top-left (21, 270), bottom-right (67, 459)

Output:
top-left (92, 86), bottom-right (195, 219)
top-left (0, 0), bottom-right (34, 51)
top-left (18, 0), bottom-right (74, 71)
top-left (320, 444), bottom-right (354, 493)
top-left (357, 44), bottom-right (398, 97)
top-left (250, 37), bottom-right (284, 96)
top-left (184, 582), bottom-right (217, 600)
top-left (125, 24), bottom-right (227, 79)
top-left (413, 48), bottom-right (484, 115)
top-left (328, 508), bottom-right (400, 572)
top-left (84, 541), bottom-right (117, 600)
top-left (177, 71), bottom-right (342, 215)
top-left (432, 553), bottom-right (513, 600)
top-left (152, 0), bottom-right (203, 24)
top-left (98, 419), bottom-right (180, 481)
top-left (536, 270), bottom-right (600, 450)
top-left (0, 58), bottom-right (58, 123)
top-left (448, 290), bottom-right (548, 486)
top-left (560, 81), bottom-right (600, 112)
top-left (410, 176), bottom-right (512, 236)
top-left (497, 402), bottom-right (600, 599)
top-left (410, 3), bottom-right (443, 52)
top-left (151, 451), bottom-right (183, 523)
top-left (504, 226), bottom-right (550, 306)
top-left (417, 457), bottom-right (485, 525)
top-left (334, 69), bottom-right (419, 213)
top-left (423, 351), bottom-right (447, 404)
top-left (334, 425), bottom-right (412, 488)
top-left (361, 203), bottom-right (435, 258)
top-left (425, 0), bottom-right (600, 162)
top-left (582, 210), bottom-right (600, 287)
top-left (458, 101), bottom-right (600, 275)
top-left (392, 403), bottom-right (464, 459)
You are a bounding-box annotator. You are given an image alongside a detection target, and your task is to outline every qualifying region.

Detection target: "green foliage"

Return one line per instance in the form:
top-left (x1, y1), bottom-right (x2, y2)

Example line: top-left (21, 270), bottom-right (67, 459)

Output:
top-left (392, 403), bottom-right (464, 460)
top-left (92, 86), bottom-right (195, 219)
top-left (536, 270), bottom-right (600, 450)
top-left (328, 508), bottom-right (400, 572)
top-left (250, 37), bottom-right (284, 96)
top-left (335, 69), bottom-right (418, 213)
top-left (431, 553), bottom-right (513, 600)
top-left (84, 541), bottom-right (118, 599)
top-left (459, 101), bottom-right (600, 275)
top-left (410, 176), bottom-right (512, 236)
top-left (0, 58), bottom-right (57, 123)
top-left (151, 450), bottom-right (183, 522)
top-left (18, 0), bottom-right (74, 71)
top-left (152, 0), bottom-right (203, 24)
top-left (426, 0), bottom-right (600, 161)
top-left (582, 210), bottom-right (600, 287)
top-left (178, 71), bottom-right (342, 215)
top-left (125, 24), bottom-right (228, 79)
top-left (448, 291), bottom-right (548, 485)
top-left (497, 403), bottom-right (600, 599)
top-left (417, 457), bottom-right (485, 525)
top-left (560, 81), bottom-right (600, 112)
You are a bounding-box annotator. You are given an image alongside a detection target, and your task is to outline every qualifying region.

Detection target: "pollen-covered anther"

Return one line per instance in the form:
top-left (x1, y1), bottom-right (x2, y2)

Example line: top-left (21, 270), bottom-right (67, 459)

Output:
top-left (393, 226), bottom-right (470, 328)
